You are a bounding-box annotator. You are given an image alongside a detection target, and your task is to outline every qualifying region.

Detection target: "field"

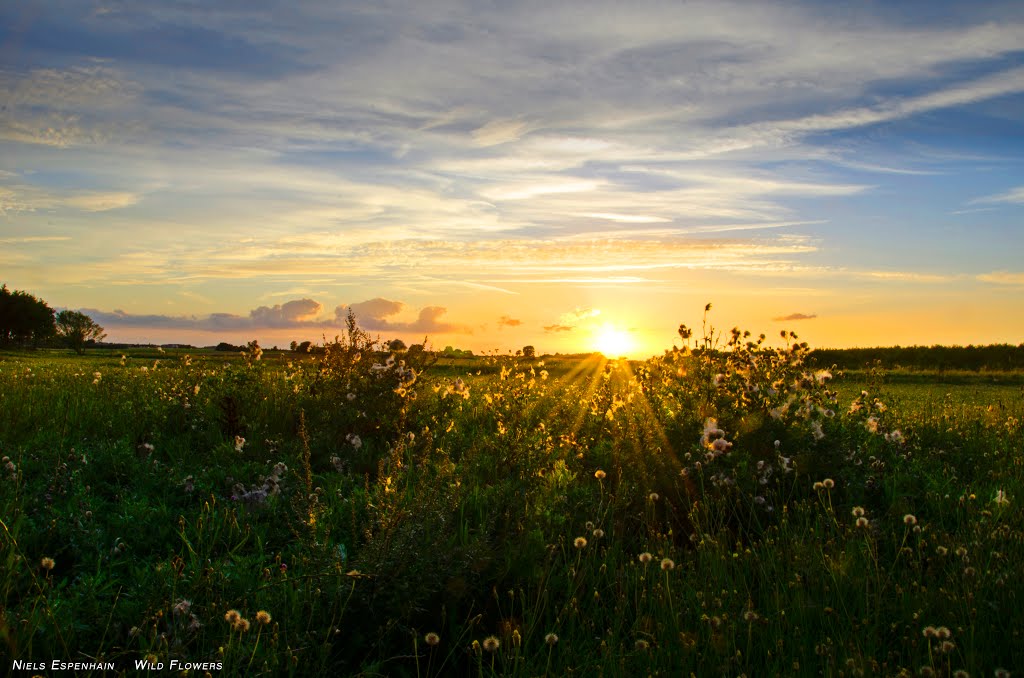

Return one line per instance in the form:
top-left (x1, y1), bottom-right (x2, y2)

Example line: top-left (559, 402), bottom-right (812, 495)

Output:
top-left (1, 327), bottom-right (1022, 677)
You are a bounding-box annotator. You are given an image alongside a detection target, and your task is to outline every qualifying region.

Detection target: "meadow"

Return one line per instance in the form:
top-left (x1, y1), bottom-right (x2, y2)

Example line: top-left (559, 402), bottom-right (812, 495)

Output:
top-left (1, 317), bottom-right (1022, 677)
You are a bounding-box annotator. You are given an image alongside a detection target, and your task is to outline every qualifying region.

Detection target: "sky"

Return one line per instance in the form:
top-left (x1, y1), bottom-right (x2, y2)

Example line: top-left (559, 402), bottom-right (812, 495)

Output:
top-left (1, 0), bottom-right (1023, 357)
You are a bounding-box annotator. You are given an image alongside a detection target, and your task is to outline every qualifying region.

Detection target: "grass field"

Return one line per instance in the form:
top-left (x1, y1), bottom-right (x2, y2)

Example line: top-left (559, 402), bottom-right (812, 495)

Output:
top-left (1, 330), bottom-right (1022, 677)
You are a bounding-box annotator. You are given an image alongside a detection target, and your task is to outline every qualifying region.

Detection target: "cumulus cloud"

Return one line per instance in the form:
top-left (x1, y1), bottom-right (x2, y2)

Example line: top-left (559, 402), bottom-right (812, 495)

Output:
top-left (773, 312), bottom-right (818, 321)
top-left (336, 298), bottom-right (469, 333)
top-left (250, 298), bottom-right (324, 327)
top-left (81, 297), bottom-right (466, 334)
top-left (497, 315), bottom-right (523, 328)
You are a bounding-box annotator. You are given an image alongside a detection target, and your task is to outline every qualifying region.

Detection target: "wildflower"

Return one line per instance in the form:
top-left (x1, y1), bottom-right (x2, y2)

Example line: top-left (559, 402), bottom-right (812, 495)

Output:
top-left (885, 429), bottom-right (905, 444)
top-left (648, 492), bottom-right (659, 502)
top-left (234, 436), bottom-right (246, 452)
top-left (810, 420), bottom-right (825, 440)
top-left (592, 528), bottom-right (604, 539)
top-left (935, 626), bottom-right (952, 640)
top-left (713, 373), bottom-right (726, 386)
top-left (425, 632), bottom-right (440, 646)
top-left (922, 626), bottom-right (937, 638)
top-left (936, 546), bottom-right (948, 556)
top-left (544, 632), bottom-right (558, 646)
top-left (856, 517), bottom-right (869, 529)
top-left (903, 514), bottom-right (917, 527)
top-left (955, 546), bottom-right (967, 558)
top-left (638, 552), bottom-right (652, 564)
top-left (994, 489), bottom-right (1010, 506)
top-left (256, 610), bottom-right (272, 625)
top-left (813, 481), bottom-right (824, 491)
top-left (235, 618), bottom-right (251, 633)
top-left (634, 639), bottom-right (649, 650)
top-left (41, 557), bottom-right (55, 571)
top-left (851, 507), bottom-right (865, 518)
top-left (594, 469), bottom-right (606, 480)
top-left (574, 537), bottom-right (587, 549)
top-left (743, 610), bottom-right (759, 622)
top-left (482, 636), bottom-right (500, 652)
top-left (865, 417), bottom-right (879, 433)
top-left (660, 557), bottom-right (675, 571)
top-left (346, 433), bottom-right (362, 450)
top-left (224, 610), bottom-right (241, 625)
top-left (173, 599), bottom-right (192, 617)
top-left (822, 478), bottom-right (835, 489)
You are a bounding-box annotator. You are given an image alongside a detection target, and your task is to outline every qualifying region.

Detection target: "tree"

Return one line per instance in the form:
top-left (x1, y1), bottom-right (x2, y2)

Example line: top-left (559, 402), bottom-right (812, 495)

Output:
top-left (522, 345), bottom-right (536, 359)
top-left (0, 285), bottom-right (56, 348)
top-left (55, 310), bottom-right (106, 354)
top-left (388, 338), bottom-right (407, 352)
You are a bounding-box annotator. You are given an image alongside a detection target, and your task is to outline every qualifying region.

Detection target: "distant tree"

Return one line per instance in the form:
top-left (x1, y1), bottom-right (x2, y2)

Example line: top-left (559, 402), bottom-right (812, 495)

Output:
top-left (388, 338), bottom-right (408, 352)
top-left (296, 340), bottom-right (313, 353)
top-left (407, 343), bottom-right (425, 355)
top-left (55, 309), bottom-right (106, 354)
top-left (0, 284), bottom-right (56, 348)
top-left (215, 342), bottom-right (241, 352)
top-left (290, 340), bottom-right (298, 352)
top-left (522, 345), bottom-right (536, 359)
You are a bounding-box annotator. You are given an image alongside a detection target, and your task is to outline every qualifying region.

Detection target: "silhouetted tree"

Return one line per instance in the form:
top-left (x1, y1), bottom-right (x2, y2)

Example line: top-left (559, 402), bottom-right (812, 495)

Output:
top-left (0, 285), bottom-right (56, 348)
top-left (388, 338), bottom-right (408, 352)
top-left (522, 345), bottom-right (536, 358)
top-left (55, 309), bottom-right (106, 354)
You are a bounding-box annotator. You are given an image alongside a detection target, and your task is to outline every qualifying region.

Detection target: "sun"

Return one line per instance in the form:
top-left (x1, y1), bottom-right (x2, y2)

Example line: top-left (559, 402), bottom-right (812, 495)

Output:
top-left (593, 324), bottom-right (634, 358)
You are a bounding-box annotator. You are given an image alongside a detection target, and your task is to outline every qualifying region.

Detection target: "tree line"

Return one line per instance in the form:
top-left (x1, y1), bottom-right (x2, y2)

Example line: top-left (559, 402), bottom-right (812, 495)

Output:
top-left (0, 285), bottom-right (106, 353)
top-left (810, 344), bottom-right (1024, 372)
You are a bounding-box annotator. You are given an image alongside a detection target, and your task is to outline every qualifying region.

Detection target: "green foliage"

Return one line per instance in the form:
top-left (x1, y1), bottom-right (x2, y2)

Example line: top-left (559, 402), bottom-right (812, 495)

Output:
top-left (1, 308), bottom-right (1022, 675)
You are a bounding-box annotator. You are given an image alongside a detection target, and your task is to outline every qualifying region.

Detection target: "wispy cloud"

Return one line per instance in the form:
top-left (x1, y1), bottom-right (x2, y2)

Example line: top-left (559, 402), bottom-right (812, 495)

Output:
top-left (970, 186), bottom-right (1024, 205)
top-left (978, 271), bottom-right (1024, 285)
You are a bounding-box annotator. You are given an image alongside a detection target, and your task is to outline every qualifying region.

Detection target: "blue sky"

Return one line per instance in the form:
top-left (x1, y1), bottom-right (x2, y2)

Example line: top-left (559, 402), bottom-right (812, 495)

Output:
top-left (1, 1), bottom-right (1023, 354)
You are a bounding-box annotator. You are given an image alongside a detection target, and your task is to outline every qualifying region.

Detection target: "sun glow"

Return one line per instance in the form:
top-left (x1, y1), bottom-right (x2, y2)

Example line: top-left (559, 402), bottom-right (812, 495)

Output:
top-left (593, 324), bottom-right (635, 358)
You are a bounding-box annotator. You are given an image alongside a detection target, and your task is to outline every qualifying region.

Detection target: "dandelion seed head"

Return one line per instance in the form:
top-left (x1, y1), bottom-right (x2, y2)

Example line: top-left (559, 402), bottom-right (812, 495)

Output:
top-left (903, 514), bottom-right (917, 526)
top-left (425, 632), bottom-right (440, 646)
top-left (40, 557), bottom-right (55, 571)
top-left (660, 557), bottom-right (675, 571)
top-left (638, 552), bottom-right (652, 564)
top-left (544, 632), bottom-right (558, 646)
top-left (482, 636), bottom-right (500, 652)
top-left (256, 610), bottom-right (272, 625)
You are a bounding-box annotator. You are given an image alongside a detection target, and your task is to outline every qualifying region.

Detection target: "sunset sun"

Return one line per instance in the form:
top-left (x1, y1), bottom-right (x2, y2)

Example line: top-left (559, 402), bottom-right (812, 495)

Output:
top-left (593, 324), bottom-right (634, 358)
